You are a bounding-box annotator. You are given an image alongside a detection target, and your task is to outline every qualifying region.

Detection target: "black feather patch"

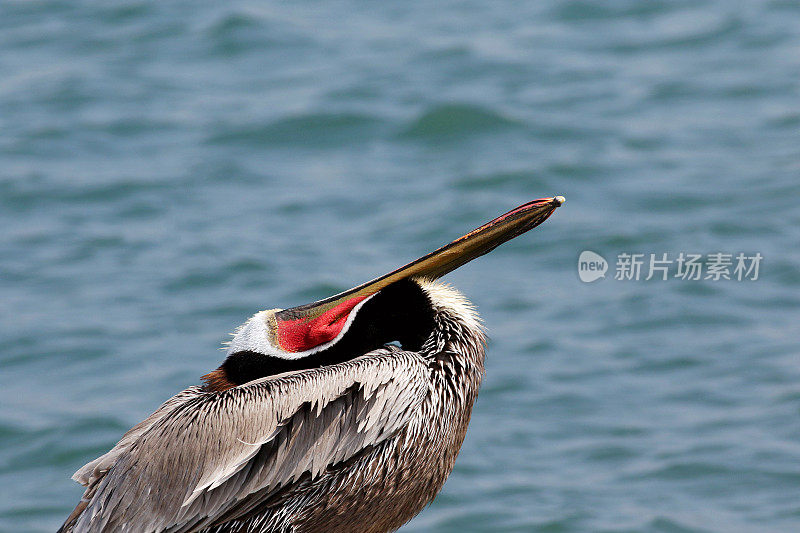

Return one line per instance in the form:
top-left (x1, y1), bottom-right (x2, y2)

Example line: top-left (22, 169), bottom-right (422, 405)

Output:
top-left (215, 279), bottom-right (435, 388)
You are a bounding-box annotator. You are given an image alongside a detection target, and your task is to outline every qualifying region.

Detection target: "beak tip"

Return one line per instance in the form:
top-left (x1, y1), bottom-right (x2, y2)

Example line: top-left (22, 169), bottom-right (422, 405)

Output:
top-left (553, 195), bottom-right (566, 206)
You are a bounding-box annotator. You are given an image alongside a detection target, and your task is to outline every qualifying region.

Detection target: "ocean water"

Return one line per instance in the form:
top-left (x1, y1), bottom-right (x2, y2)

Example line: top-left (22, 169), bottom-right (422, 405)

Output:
top-left (1, 0), bottom-right (799, 531)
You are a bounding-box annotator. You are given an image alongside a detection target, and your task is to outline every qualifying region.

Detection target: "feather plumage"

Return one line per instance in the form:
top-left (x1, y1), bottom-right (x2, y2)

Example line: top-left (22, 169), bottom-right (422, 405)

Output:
top-left (64, 349), bottom-right (433, 533)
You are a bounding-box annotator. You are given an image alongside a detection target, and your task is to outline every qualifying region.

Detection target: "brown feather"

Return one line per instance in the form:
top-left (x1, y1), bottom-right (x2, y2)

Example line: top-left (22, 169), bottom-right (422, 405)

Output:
top-left (201, 368), bottom-right (235, 392)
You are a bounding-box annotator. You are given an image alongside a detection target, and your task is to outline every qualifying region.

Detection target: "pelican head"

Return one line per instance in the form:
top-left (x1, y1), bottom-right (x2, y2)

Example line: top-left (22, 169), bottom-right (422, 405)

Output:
top-left (203, 196), bottom-right (564, 391)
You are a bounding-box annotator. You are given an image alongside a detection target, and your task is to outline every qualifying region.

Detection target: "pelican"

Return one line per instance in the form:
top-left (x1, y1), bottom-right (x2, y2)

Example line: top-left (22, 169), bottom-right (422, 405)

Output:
top-left (60, 196), bottom-right (565, 533)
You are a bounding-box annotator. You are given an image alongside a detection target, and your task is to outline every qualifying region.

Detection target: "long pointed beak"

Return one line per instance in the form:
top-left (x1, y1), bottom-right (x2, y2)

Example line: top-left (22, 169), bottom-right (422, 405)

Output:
top-left (278, 196), bottom-right (565, 323)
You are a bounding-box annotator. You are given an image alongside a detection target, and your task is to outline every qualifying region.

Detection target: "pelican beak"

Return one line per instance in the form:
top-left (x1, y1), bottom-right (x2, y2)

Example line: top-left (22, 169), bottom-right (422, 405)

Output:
top-left (272, 196), bottom-right (564, 351)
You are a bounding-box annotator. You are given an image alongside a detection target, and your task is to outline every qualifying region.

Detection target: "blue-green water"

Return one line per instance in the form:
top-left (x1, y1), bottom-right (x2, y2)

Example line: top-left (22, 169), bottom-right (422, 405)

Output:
top-left (1, 1), bottom-right (799, 531)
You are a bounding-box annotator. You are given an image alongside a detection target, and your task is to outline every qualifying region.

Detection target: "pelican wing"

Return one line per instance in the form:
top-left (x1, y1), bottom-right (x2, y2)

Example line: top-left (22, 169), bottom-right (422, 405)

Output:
top-left (67, 349), bottom-right (428, 533)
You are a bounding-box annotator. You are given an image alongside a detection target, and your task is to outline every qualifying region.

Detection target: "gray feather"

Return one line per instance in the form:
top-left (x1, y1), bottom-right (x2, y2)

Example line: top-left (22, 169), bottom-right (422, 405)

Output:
top-left (70, 350), bottom-right (427, 533)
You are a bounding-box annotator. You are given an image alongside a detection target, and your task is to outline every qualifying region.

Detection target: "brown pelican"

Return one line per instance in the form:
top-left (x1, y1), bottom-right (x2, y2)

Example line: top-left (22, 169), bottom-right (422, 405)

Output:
top-left (60, 196), bottom-right (564, 533)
